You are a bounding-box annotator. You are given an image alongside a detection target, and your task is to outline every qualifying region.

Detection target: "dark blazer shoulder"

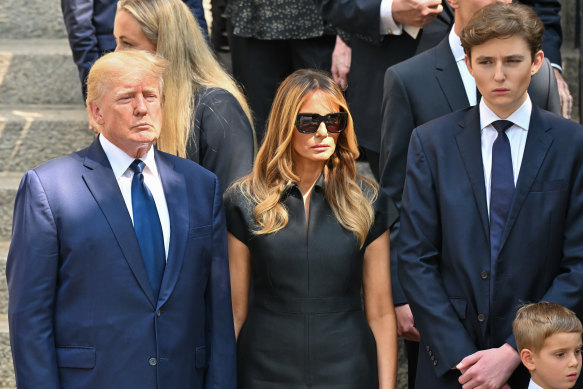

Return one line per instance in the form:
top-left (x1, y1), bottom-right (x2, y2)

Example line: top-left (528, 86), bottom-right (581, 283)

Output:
top-left (389, 41), bottom-right (441, 77)
top-left (416, 106), bottom-right (475, 137)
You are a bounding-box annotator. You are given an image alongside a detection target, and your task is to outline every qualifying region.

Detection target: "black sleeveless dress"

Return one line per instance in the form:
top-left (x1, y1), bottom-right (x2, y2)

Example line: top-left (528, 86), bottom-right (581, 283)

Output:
top-left (224, 177), bottom-right (395, 388)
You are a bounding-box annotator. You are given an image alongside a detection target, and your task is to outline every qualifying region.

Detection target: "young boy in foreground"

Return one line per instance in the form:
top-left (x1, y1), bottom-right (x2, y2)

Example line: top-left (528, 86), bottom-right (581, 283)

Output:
top-left (513, 302), bottom-right (582, 389)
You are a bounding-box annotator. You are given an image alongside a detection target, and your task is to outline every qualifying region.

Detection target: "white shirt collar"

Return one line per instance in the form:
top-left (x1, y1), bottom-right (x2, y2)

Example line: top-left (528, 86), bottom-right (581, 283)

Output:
top-left (528, 378), bottom-right (544, 389)
top-left (479, 95), bottom-right (532, 132)
top-left (99, 134), bottom-right (159, 178)
top-left (449, 25), bottom-right (465, 63)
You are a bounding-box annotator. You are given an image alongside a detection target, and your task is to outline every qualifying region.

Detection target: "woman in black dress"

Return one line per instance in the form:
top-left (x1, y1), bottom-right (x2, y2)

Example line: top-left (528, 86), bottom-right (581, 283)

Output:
top-left (225, 69), bottom-right (398, 388)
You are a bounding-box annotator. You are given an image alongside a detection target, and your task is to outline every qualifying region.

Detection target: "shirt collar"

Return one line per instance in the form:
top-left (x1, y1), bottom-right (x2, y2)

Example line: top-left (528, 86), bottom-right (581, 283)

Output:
top-left (527, 378), bottom-right (544, 389)
top-left (99, 134), bottom-right (158, 178)
top-left (449, 26), bottom-right (465, 63)
top-left (479, 95), bottom-right (532, 132)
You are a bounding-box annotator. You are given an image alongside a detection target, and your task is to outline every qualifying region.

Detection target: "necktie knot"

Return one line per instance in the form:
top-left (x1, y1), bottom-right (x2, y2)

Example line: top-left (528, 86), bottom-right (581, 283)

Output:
top-left (130, 159), bottom-right (145, 175)
top-left (492, 120), bottom-right (513, 134)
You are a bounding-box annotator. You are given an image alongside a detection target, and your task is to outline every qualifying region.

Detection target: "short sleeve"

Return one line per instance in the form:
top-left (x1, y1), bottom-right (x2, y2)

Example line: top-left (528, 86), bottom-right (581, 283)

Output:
top-left (223, 186), bottom-right (254, 245)
top-left (364, 190), bottom-right (398, 247)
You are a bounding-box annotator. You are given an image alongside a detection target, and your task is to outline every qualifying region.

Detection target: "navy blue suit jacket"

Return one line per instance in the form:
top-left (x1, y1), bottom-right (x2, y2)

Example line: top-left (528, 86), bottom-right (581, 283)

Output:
top-left (380, 36), bottom-right (560, 305)
top-left (398, 105), bottom-right (583, 387)
top-left (7, 139), bottom-right (236, 389)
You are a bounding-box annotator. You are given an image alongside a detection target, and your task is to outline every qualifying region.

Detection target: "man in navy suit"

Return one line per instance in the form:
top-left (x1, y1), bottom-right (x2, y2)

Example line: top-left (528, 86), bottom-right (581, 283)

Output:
top-left (398, 3), bottom-right (583, 388)
top-left (378, 0), bottom-right (561, 366)
top-left (7, 50), bottom-right (236, 389)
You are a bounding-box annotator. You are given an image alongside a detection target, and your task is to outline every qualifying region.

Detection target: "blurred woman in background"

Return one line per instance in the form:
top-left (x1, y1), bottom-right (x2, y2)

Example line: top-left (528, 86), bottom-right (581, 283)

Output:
top-left (115, 0), bottom-right (255, 192)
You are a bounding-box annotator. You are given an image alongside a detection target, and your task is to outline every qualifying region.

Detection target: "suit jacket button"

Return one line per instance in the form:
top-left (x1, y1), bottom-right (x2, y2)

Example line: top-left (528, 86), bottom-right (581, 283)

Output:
top-left (156, 310), bottom-right (161, 317)
top-left (480, 271), bottom-right (488, 279)
top-left (478, 314), bottom-right (486, 322)
top-left (433, 360), bottom-right (438, 366)
top-left (149, 357), bottom-right (158, 366)
top-left (426, 346), bottom-right (430, 352)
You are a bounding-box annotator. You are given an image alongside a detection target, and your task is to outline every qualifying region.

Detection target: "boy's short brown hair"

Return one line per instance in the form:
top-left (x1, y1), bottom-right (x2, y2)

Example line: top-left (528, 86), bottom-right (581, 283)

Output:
top-left (513, 302), bottom-right (583, 353)
top-left (460, 2), bottom-right (544, 60)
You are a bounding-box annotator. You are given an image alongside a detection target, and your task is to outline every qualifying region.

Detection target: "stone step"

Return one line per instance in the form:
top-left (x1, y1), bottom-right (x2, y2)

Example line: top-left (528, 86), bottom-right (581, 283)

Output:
top-left (0, 243), bottom-right (7, 315)
top-left (0, 174), bottom-right (21, 245)
top-left (0, 315), bottom-right (14, 389)
top-left (0, 105), bottom-right (92, 173)
top-left (0, 40), bottom-right (83, 106)
top-left (1, 0), bottom-right (67, 40)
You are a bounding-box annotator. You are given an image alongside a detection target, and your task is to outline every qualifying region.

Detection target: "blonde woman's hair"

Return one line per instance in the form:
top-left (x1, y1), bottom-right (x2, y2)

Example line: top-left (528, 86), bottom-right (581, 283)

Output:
top-left (117, 0), bottom-right (254, 157)
top-left (513, 302), bottom-right (583, 353)
top-left (235, 69), bottom-right (377, 247)
top-left (86, 50), bottom-right (168, 131)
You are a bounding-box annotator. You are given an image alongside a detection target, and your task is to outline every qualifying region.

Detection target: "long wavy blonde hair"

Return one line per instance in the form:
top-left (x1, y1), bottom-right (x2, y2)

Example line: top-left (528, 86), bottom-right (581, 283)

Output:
top-left (236, 69), bottom-right (376, 247)
top-left (117, 0), bottom-right (254, 157)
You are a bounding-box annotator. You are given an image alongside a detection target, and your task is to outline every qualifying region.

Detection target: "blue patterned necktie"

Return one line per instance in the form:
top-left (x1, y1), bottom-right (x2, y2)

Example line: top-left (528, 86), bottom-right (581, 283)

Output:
top-left (489, 120), bottom-right (514, 306)
top-left (130, 159), bottom-right (165, 299)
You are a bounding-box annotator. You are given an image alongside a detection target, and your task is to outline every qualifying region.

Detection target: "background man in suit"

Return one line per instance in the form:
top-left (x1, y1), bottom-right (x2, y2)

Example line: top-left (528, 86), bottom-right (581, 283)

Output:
top-left (379, 0), bottom-right (561, 378)
top-left (398, 3), bottom-right (583, 387)
top-left (7, 50), bottom-right (236, 389)
top-left (314, 0), bottom-right (453, 179)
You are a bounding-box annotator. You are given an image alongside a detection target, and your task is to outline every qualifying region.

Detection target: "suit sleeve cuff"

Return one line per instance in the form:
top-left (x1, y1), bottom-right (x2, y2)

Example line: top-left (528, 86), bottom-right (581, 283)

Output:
top-left (380, 0), bottom-right (403, 35)
top-left (380, 0), bottom-right (421, 38)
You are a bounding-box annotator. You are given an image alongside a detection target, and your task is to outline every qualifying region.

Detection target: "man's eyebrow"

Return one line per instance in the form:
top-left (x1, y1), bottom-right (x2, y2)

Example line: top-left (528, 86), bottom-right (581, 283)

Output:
top-left (505, 54), bottom-right (526, 59)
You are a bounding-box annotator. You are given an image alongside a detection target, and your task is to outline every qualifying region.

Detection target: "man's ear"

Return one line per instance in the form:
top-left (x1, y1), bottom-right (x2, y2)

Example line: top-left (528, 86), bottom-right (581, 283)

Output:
top-left (88, 101), bottom-right (105, 126)
top-left (530, 50), bottom-right (544, 76)
top-left (520, 348), bottom-right (537, 372)
top-left (464, 54), bottom-right (473, 76)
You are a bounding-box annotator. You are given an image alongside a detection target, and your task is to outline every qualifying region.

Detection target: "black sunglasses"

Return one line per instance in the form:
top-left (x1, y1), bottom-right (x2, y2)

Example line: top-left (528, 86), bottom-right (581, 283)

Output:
top-left (295, 112), bottom-right (348, 134)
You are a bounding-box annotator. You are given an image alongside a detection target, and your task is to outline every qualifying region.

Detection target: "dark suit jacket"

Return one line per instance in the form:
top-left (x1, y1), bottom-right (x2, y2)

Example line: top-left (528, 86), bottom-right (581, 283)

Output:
top-left (61, 0), bottom-right (208, 98)
top-left (380, 36), bottom-right (561, 304)
top-left (397, 105), bottom-right (583, 387)
top-left (7, 139), bottom-right (236, 389)
top-left (313, 0), bottom-right (453, 153)
top-left (519, 0), bottom-right (563, 66)
top-left (187, 87), bottom-right (255, 194)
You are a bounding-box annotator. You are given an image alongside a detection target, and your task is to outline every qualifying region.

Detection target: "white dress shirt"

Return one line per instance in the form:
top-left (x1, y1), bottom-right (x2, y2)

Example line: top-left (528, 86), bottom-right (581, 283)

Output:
top-left (380, 0), bottom-right (421, 38)
top-left (449, 26), bottom-right (478, 106)
top-left (480, 96), bottom-right (532, 214)
top-left (99, 134), bottom-right (170, 259)
top-left (528, 378), bottom-right (544, 389)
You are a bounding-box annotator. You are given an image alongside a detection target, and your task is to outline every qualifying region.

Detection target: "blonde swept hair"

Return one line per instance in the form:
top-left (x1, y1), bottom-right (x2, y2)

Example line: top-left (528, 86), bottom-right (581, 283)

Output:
top-left (117, 0), bottom-right (254, 157)
top-left (86, 50), bottom-right (168, 131)
top-left (513, 302), bottom-right (583, 353)
top-left (235, 69), bottom-right (377, 247)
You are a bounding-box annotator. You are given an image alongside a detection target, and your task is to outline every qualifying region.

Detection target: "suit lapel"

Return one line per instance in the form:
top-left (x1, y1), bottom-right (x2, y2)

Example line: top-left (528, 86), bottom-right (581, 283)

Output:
top-left (455, 107), bottom-right (490, 241)
top-left (434, 38), bottom-right (470, 112)
top-left (156, 151), bottom-right (189, 309)
top-left (499, 106), bottom-right (553, 250)
top-left (82, 139), bottom-right (157, 307)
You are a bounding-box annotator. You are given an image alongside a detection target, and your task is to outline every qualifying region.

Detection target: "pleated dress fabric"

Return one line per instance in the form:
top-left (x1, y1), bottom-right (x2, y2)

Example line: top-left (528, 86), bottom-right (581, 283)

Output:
top-left (224, 176), bottom-right (390, 389)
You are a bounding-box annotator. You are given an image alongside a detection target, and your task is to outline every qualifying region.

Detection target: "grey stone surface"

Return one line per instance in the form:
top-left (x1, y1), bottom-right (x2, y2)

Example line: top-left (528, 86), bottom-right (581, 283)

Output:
top-left (0, 242), bottom-right (7, 315)
top-left (0, 40), bottom-right (83, 105)
top-left (0, 316), bottom-right (14, 389)
top-left (0, 105), bottom-right (92, 172)
top-left (0, 0), bottom-right (67, 40)
top-left (0, 177), bottom-right (18, 244)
